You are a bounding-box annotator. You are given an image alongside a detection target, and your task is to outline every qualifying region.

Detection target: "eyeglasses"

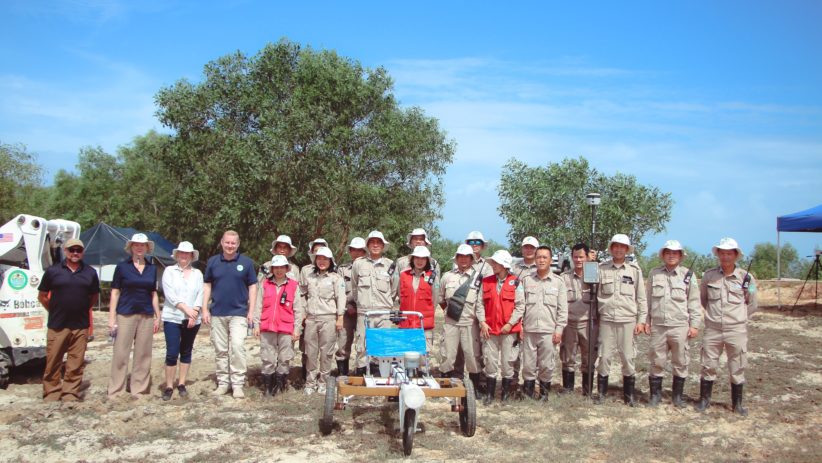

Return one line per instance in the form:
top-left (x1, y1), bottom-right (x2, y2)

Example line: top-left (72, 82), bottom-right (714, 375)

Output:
top-left (66, 247), bottom-right (84, 254)
top-left (466, 240), bottom-right (484, 246)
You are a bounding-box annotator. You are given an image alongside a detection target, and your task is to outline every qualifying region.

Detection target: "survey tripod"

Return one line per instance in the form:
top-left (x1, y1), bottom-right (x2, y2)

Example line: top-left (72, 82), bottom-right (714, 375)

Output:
top-left (792, 251), bottom-right (821, 310)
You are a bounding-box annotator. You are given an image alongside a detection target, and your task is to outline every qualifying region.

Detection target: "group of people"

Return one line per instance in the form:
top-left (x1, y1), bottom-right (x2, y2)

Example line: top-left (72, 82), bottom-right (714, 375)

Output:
top-left (37, 226), bottom-right (756, 416)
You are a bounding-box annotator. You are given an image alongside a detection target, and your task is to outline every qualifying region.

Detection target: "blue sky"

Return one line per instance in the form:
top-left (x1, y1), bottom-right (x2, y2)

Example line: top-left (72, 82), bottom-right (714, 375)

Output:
top-left (2, 1), bottom-right (821, 257)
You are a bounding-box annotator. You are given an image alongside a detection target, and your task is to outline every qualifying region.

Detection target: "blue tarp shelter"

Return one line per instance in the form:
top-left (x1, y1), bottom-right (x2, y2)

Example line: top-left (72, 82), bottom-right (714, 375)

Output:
top-left (776, 204), bottom-right (822, 307)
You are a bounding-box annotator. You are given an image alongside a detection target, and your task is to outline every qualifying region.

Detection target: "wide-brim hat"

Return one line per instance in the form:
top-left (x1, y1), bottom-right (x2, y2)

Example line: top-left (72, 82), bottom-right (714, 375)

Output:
top-left (308, 237), bottom-right (329, 263)
top-left (453, 244), bottom-right (475, 260)
top-left (366, 230), bottom-right (390, 247)
top-left (465, 230), bottom-right (486, 244)
top-left (488, 249), bottom-right (513, 270)
top-left (172, 241), bottom-right (199, 261)
top-left (712, 237), bottom-right (743, 258)
top-left (348, 237), bottom-right (366, 250)
top-left (314, 246), bottom-right (336, 266)
top-left (521, 236), bottom-right (539, 248)
top-left (270, 255), bottom-right (289, 267)
top-left (406, 228), bottom-right (432, 247)
top-left (271, 235), bottom-right (297, 257)
top-left (125, 233), bottom-right (155, 254)
top-left (608, 234), bottom-right (634, 254)
top-left (658, 240), bottom-right (686, 260)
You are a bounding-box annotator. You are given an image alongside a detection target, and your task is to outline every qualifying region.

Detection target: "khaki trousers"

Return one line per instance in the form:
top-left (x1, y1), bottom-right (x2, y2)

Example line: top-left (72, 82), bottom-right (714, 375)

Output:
top-left (648, 324), bottom-right (690, 378)
top-left (561, 321), bottom-right (598, 373)
top-left (108, 314), bottom-right (154, 396)
top-left (597, 320), bottom-right (637, 377)
top-left (700, 325), bottom-right (748, 384)
top-left (482, 333), bottom-right (518, 379)
top-left (304, 316), bottom-right (337, 389)
top-left (211, 315), bottom-right (248, 387)
top-left (522, 331), bottom-right (556, 382)
top-left (353, 311), bottom-right (390, 368)
top-left (440, 323), bottom-right (480, 374)
top-left (334, 311), bottom-right (357, 361)
top-left (43, 328), bottom-right (88, 401)
top-left (260, 332), bottom-right (294, 375)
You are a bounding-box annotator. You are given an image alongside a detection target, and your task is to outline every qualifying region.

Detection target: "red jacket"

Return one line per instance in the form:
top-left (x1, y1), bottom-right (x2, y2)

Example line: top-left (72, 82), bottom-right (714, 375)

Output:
top-left (398, 268), bottom-right (435, 330)
top-left (260, 278), bottom-right (299, 334)
top-left (482, 274), bottom-right (522, 335)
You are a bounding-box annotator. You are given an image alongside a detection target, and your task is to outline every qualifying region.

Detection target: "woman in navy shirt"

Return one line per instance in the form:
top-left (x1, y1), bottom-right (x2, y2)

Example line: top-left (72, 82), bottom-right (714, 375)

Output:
top-left (107, 233), bottom-right (160, 397)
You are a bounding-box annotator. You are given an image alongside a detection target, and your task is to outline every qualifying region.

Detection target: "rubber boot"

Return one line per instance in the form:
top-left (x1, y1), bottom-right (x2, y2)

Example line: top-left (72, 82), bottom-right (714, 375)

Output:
top-left (483, 377), bottom-right (497, 405)
top-left (623, 375), bottom-right (636, 407)
top-left (539, 382), bottom-right (551, 401)
top-left (695, 378), bottom-right (713, 412)
top-left (581, 371), bottom-right (593, 397)
top-left (354, 367), bottom-right (367, 377)
top-left (369, 362), bottom-right (380, 376)
top-left (731, 383), bottom-right (748, 417)
top-left (561, 370), bottom-right (575, 394)
top-left (648, 376), bottom-right (663, 407)
top-left (522, 380), bottom-right (536, 400)
top-left (262, 374), bottom-right (273, 397)
top-left (500, 378), bottom-right (512, 402)
top-left (439, 370), bottom-right (453, 379)
top-left (594, 375), bottom-right (608, 404)
top-left (270, 373), bottom-right (282, 396)
top-left (468, 373), bottom-right (483, 400)
top-left (336, 360), bottom-right (348, 377)
top-left (671, 376), bottom-right (686, 408)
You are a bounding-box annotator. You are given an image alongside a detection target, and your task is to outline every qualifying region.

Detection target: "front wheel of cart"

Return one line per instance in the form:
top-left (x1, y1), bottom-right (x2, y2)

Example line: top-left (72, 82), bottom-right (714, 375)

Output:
top-left (459, 378), bottom-right (477, 437)
top-left (402, 408), bottom-right (416, 456)
top-left (319, 376), bottom-right (336, 435)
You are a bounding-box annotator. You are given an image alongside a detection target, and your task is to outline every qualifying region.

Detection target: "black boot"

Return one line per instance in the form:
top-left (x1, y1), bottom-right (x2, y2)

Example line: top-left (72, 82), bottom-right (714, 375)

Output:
top-left (483, 377), bottom-right (497, 406)
top-left (439, 370), bottom-right (453, 379)
top-left (623, 375), bottom-right (636, 407)
top-left (561, 370), bottom-right (575, 394)
top-left (731, 383), bottom-right (748, 416)
top-left (271, 373), bottom-right (284, 396)
top-left (369, 362), bottom-right (380, 376)
top-left (468, 373), bottom-right (483, 400)
top-left (354, 366), bottom-right (367, 377)
top-left (539, 382), bottom-right (552, 401)
top-left (336, 360), bottom-right (348, 377)
top-left (594, 375), bottom-right (608, 404)
top-left (500, 378), bottom-right (512, 402)
top-left (672, 376), bottom-right (686, 408)
top-left (648, 376), bottom-right (663, 407)
top-left (262, 374), bottom-right (273, 397)
top-left (695, 378), bottom-right (713, 412)
top-left (581, 371), bottom-right (594, 397)
top-left (522, 380), bottom-right (536, 399)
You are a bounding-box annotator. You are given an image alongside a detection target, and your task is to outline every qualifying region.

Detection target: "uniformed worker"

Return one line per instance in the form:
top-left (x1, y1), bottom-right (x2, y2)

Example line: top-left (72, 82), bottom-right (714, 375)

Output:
top-left (520, 246), bottom-right (568, 400)
top-left (397, 246), bottom-right (440, 358)
top-left (258, 235), bottom-right (300, 284)
top-left (302, 247), bottom-right (347, 395)
top-left (350, 230), bottom-right (398, 376)
top-left (645, 240), bottom-right (701, 407)
top-left (696, 237), bottom-right (757, 416)
top-left (595, 234), bottom-right (647, 406)
top-left (252, 255), bottom-right (304, 397)
top-left (334, 237), bottom-right (366, 376)
top-left (560, 243), bottom-right (596, 395)
top-left (395, 228), bottom-right (442, 276)
top-left (465, 231), bottom-right (494, 278)
top-left (439, 244), bottom-right (484, 395)
top-left (478, 250), bottom-right (525, 404)
top-left (509, 236), bottom-right (539, 395)
top-left (298, 237), bottom-right (328, 379)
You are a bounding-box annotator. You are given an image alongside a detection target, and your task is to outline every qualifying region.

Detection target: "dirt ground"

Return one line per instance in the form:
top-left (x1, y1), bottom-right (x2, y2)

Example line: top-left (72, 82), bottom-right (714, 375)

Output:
top-left (0, 280), bottom-right (819, 462)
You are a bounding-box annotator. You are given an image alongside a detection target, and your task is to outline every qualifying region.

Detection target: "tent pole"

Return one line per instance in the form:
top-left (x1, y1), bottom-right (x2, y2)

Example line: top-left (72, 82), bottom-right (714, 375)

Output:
top-left (777, 231), bottom-right (781, 310)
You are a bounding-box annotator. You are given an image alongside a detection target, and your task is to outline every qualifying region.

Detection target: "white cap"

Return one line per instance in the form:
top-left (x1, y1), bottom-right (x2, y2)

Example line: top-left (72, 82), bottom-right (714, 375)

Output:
top-left (658, 239), bottom-right (687, 259)
top-left (271, 235), bottom-right (297, 257)
top-left (125, 233), bottom-right (155, 254)
top-left (488, 250), bottom-right (513, 270)
top-left (465, 231), bottom-right (486, 244)
top-left (521, 236), bottom-right (539, 248)
top-left (453, 244), bottom-right (475, 260)
top-left (172, 241), bottom-right (199, 261)
top-left (314, 246), bottom-right (336, 266)
top-left (308, 238), bottom-right (329, 252)
top-left (608, 234), bottom-right (635, 254)
top-left (406, 228), bottom-right (431, 247)
top-left (712, 237), bottom-right (743, 257)
top-left (366, 230), bottom-right (390, 246)
top-left (410, 246), bottom-right (431, 258)
top-left (348, 237), bottom-right (366, 250)
top-left (270, 255), bottom-right (289, 267)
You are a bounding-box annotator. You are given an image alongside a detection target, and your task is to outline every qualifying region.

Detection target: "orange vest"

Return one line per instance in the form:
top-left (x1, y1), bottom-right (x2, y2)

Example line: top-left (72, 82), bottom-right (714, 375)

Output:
top-left (398, 268), bottom-right (435, 330)
top-left (482, 274), bottom-right (521, 335)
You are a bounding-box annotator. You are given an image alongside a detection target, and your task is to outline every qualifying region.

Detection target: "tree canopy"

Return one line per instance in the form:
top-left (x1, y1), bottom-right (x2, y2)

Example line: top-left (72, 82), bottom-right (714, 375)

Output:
top-left (497, 157), bottom-right (673, 254)
top-left (0, 142), bottom-right (44, 222)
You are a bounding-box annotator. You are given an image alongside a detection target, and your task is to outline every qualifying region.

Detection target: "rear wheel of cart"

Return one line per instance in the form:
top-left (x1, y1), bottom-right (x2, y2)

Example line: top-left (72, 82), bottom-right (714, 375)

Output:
top-left (402, 408), bottom-right (416, 456)
top-left (459, 377), bottom-right (477, 437)
top-left (319, 376), bottom-right (336, 435)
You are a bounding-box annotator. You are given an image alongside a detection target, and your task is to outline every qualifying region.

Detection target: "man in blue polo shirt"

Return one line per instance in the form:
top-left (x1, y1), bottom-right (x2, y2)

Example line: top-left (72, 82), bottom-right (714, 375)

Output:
top-left (37, 238), bottom-right (100, 402)
top-left (202, 230), bottom-right (257, 398)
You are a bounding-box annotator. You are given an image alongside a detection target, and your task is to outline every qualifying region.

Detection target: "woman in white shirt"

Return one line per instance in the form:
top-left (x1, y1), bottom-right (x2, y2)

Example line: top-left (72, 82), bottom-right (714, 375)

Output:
top-left (161, 241), bottom-right (203, 401)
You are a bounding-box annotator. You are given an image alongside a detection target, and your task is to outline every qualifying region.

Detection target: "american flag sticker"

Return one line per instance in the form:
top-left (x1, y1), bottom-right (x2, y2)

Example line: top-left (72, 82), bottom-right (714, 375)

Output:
top-left (0, 233), bottom-right (13, 243)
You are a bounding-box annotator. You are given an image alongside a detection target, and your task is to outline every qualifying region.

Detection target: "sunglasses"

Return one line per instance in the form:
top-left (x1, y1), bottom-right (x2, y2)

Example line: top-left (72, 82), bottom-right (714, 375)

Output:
top-left (466, 240), bottom-right (484, 246)
top-left (66, 247), bottom-right (84, 254)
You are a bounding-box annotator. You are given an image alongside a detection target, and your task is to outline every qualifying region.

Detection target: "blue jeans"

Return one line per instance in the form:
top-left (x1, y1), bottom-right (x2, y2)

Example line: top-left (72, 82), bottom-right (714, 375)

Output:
top-left (164, 321), bottom-right (201, 366)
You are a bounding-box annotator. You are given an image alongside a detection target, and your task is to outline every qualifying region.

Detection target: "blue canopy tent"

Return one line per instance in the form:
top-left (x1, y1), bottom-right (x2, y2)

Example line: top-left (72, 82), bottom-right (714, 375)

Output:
top-left (776, 204), bottom-right (822, 307)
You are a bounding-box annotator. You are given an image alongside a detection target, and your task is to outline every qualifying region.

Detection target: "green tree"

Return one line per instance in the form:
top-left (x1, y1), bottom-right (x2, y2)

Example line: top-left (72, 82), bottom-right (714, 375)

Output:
top-left (153, 40), bottom-right (455, 263)
top-left (497, 157), bottom-right (673, 254)
top-left (748, 242), bottom-right (801, 280)
top-left (0, 142), bottom-right (44, 222)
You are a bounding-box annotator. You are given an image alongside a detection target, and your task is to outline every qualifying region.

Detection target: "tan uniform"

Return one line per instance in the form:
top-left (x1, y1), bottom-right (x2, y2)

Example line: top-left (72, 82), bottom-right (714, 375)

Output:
top-left (335, 262), bottom-right (358, 362)
top-left (303, 270), bottom-right (346, 389)
top-left (252, 279), bottom-right (305, 375)
top-left (257, 261), bottom-right (300, 284)
top-left (699, 266), bottom-right (757, 384)
top-left (439, 268), bottom-right (483, 374)
top-left (646, 265), bottom-right (702, 378)
top-left (520, 271), bottom-right (568, 382)
top-left (508, 260), bottom-right (535, 379)
top-left (560, 270), bottom-right (597, 373)
top-left (596, 259), bottom-right (647, 377)
top-left (472, 257), bottom-right (494, 278)
top-left (350, 256), bottom-right (398, 368)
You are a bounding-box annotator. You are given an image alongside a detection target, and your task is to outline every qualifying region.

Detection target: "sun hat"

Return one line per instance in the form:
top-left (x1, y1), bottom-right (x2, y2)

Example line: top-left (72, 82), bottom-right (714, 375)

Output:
top-left (607, 234), bottom-right (634, 254)
top-left (712, 237), bottom-right (743, 257)
top-left (453, 244), bottom-right (475, 260)
top-left (465, 231), bottom-right (486, 244)
top-left (348, 237), bottom-right (366, 250)
top-left (172, 241), bottom-right (199, 261)
top-left (270, 255), bottom-right (289, 267)
top-left (411, 246), bottom-right (432, 259)
top-left (271, 235), bottom-right (297, 257)
top-left (521, 236), bottom-right (539, 248)
top-left (487, 250), bottom-right (513, 270)
top-left (314, 246), bottom-right (336, 266)
top-left (658, 240), bottom-right (686, 260)
top-left (406, 228), bottom-right (432, 247)
top-left (366, 230), bottom-right (390, 246)
top-left (307, 238), bottom-right (329, 252)
top-left (124, 233), bottom-right (155, 254)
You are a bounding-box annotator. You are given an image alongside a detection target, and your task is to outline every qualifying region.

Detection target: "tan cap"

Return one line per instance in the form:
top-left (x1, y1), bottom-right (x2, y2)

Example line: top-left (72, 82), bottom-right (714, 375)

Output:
top-left (64, 238), bottom-right (85, 249)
